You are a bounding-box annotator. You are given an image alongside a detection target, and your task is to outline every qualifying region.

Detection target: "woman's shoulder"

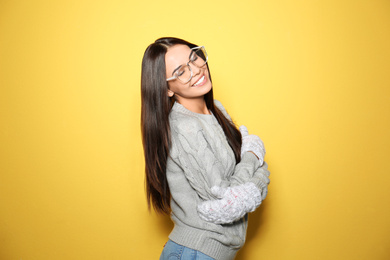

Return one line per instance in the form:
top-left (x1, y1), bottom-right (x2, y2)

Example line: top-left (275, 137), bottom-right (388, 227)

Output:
top-left (213, 99), bottom-right (232, 122)
top-left (213, 99), bottom-right (224, 110)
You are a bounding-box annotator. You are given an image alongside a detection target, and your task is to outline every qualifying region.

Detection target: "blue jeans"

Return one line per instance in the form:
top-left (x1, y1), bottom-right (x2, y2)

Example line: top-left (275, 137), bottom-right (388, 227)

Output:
top-left (160, 240), bottom-right (215, 260)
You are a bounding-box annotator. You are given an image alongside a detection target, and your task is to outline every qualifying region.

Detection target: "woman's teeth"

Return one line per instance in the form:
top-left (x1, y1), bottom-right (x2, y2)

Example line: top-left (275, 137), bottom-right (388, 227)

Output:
top-left (193, 76), bottom-right (205, 86)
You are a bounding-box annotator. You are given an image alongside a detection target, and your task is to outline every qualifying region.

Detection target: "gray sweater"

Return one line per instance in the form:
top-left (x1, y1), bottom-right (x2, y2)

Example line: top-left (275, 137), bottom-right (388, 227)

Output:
top-left (166, 100), bottom-right (270, 260)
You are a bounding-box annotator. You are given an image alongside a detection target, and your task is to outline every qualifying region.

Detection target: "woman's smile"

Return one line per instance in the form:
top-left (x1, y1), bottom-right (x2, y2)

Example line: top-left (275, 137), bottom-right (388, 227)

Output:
top-left (192, 75), bottom-right (206, 87)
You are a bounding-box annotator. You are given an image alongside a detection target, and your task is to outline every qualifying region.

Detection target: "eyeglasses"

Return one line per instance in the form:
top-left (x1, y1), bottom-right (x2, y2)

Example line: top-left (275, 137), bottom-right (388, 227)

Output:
top-left (166, 46), bottom-right (208, 84)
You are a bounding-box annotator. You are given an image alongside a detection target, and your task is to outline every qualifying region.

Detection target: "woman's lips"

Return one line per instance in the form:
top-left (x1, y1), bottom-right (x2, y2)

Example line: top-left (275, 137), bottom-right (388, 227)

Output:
top-left (192, 75), bottom-right (206, 87)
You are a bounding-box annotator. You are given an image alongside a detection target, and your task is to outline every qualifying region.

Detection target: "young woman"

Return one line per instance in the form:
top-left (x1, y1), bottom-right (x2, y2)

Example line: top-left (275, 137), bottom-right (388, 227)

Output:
top-left (141, 37), bottom-right (270, 260)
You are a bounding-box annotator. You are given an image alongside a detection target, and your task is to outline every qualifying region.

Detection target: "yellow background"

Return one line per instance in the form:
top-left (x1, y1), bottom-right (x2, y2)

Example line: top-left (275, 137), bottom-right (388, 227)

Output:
top-left (1, 0), bottom-right (389, 259)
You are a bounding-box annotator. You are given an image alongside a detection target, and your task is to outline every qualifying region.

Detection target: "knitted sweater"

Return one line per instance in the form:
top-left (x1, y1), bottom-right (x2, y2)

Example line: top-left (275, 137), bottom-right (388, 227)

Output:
top-left (166, 100), bottom-right (270, 260)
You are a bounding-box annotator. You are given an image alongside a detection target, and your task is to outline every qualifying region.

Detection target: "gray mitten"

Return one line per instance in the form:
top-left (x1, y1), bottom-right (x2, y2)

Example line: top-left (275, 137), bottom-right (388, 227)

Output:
top-left (197, 182), bottom-right (262, 224)
top-left (240, 125), bottom-right (265, 165)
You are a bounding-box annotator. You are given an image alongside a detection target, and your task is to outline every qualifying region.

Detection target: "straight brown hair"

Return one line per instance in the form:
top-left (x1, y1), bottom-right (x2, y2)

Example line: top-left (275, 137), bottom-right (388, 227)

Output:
top-left (141, 37), bottom-right (242, 214)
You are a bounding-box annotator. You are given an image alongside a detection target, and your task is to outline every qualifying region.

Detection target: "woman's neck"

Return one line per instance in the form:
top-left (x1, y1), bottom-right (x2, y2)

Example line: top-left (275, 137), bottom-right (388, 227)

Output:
top-left (176, 97), bottom-right (210, 115)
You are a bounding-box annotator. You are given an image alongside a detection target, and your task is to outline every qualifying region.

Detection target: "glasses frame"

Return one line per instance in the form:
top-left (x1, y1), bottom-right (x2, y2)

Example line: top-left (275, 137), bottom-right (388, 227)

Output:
top-left (166, 46), bottom-right (208, 84)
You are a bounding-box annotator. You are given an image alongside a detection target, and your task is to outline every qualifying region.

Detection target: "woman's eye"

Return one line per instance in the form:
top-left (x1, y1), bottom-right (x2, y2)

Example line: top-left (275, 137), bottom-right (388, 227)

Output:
top-left (191, 55), bottom-right (198, 62)
top-left (177, 70), bottom-right (185, 76)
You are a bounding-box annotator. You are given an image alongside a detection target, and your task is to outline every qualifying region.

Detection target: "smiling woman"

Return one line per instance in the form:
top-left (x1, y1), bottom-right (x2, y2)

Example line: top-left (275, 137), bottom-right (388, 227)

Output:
top-left (165, 45), bottom-right (212, 112)
top-left (140, 37), bottom-right (270, 260)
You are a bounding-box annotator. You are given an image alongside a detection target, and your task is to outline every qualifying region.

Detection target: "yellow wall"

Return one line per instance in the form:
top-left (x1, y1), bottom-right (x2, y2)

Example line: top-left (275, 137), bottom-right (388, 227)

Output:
top-left (1, 0), bottom-right (389, 259)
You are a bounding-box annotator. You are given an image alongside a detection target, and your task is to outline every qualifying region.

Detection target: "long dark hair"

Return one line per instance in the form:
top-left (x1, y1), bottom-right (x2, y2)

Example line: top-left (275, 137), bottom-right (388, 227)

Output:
top-left (141, 37), bottom-right (242, 214)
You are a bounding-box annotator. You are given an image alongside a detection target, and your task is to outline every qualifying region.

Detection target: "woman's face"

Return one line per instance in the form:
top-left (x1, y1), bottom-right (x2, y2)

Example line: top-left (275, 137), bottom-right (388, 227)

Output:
top-left (165, 44), bottom-right (212, 104)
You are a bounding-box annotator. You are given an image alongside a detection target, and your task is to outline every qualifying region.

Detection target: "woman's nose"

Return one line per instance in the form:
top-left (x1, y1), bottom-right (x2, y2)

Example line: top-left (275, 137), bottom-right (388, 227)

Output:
top-left (189, 63), bottom-right (201, 76)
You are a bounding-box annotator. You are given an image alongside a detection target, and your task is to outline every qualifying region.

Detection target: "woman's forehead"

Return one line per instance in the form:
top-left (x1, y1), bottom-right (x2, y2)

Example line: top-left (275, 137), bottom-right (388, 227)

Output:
top-left (165, 45), bottom-right (191, 68)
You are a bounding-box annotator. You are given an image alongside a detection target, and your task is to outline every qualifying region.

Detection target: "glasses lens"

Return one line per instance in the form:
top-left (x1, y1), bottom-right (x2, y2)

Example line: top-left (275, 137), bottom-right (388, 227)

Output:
top-left (191, 47), bottom-right (208, 67)
top-left (176, 65), bottom-right (192, 83)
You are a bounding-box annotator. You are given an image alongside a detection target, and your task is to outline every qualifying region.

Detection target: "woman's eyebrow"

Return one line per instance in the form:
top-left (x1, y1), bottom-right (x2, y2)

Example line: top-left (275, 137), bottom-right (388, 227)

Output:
top-left (171, 65), bottom-right (183, 76)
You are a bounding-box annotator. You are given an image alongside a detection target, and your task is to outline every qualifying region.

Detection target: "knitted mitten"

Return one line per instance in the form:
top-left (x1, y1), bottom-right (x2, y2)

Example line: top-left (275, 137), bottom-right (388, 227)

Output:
top-left (240, 125), bottom-right (265, 165)
top-left (197, 182), bottom-right (262, 224)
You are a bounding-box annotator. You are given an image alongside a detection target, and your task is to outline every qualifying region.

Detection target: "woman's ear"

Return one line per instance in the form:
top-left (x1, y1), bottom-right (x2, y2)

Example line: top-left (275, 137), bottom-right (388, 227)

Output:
top-left (167, 89), bottom-right (174, 97)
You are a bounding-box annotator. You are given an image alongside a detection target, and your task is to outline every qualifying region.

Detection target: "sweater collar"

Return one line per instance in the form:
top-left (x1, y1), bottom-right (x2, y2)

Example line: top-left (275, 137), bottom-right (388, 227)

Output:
top-left (172, 102), bottom-right (216, 123)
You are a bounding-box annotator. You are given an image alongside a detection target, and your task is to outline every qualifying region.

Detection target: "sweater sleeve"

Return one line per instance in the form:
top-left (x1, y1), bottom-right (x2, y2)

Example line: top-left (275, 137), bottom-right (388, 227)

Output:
top-left (229, 155), bottom-right (270, 200)
top-left (214, 100), bottom-right (270, 197)
top-left (169, 117), bottom-right (227, 200)
top-left (169, 116), bottom-right (269, 203)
